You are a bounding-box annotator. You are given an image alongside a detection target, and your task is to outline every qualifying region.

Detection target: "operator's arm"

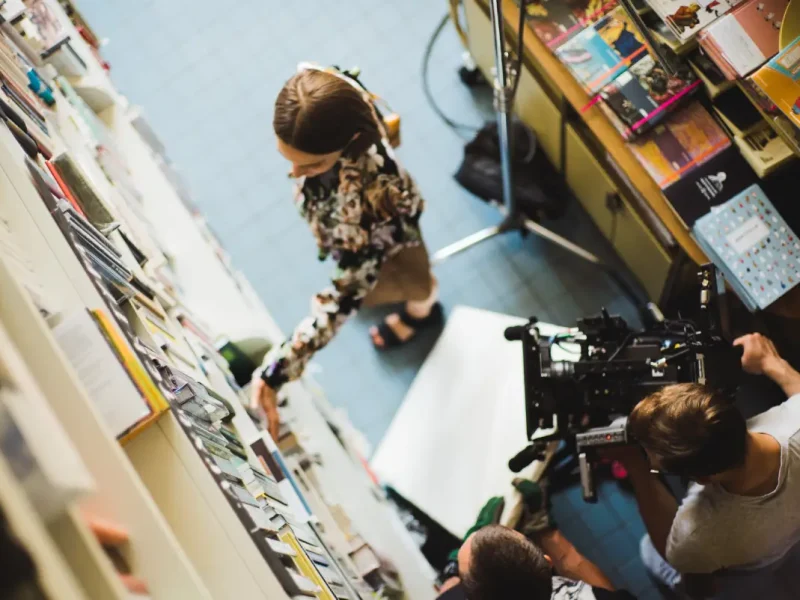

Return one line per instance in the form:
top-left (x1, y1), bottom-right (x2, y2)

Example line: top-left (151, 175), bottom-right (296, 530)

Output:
top-left (735, 333), bottom-right (800, 398)
top-left (616, 450), bottom-right (678, 559)
top-left (536, 529), bottom-right (615, 590)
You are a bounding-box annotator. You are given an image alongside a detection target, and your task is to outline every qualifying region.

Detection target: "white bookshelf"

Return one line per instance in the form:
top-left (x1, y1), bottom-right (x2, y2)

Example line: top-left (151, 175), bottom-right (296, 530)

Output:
top-left (0, 208), bottom-right (211, 598)
top-left (0, 1), bottom-right (437, 598)
top-left (0, 455), bottom-right (88, 600)
top-left (0, 111), bottom-right (295, 600)
top-left (125, 416), bottom-right (290, 599)
top-left (0, 315), bottom-right (112, 600)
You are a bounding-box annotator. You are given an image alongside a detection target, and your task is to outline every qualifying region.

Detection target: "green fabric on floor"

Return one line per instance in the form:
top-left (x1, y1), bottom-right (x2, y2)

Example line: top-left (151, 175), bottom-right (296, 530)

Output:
top-left (446, 496), bottom-right (505, 562)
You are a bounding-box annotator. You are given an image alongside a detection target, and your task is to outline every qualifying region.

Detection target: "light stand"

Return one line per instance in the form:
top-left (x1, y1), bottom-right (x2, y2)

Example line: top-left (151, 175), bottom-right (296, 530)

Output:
top-left (431, 0), bottom-right (644, 310)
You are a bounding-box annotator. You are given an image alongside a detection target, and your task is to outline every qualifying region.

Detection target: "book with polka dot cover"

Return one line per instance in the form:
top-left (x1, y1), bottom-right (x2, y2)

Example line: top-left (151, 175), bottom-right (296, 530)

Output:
top-left (693, 184), bottom-right (800, 311)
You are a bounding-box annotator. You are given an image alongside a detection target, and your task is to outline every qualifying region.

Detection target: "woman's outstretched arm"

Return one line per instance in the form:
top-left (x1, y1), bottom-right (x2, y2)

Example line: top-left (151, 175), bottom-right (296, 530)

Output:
top-left (258, 252), bottom-right (382, 390)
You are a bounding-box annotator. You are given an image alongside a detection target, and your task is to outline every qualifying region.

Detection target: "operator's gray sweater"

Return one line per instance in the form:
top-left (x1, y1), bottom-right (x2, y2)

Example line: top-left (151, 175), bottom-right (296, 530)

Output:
top-left (667, 394), bottom-right (800, 599)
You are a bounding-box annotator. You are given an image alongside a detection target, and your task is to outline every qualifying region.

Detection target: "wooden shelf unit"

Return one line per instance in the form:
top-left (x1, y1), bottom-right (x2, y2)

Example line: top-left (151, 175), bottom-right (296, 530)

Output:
top-left (464, 0), bottom-right (709, 300)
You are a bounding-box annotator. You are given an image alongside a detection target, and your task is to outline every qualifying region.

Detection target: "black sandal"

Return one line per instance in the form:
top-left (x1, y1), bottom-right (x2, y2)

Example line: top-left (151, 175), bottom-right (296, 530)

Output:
top-left (373, 302), bottom-right (444, 349)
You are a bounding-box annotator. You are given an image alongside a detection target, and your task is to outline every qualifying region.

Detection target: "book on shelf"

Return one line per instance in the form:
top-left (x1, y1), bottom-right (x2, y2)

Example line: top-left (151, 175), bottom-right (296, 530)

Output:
top-left (517, 0), bottom-right (617, 49)
top-left (663, 144), bottom-right (757, 226)
top-left (599, 54), bottom-right (700, 137)
top-left (53, 309), bottom-right (154, 438)
top-left (692, 183), bottom-right (800, 311)
top-left (713, 84), bottom-right (764, 132)
top-left (11, 0), bottom-right (69, 53)
top-left (0, 0), bottom-right (26, 22)
top-left (644, 0), bottom-right (743, 41)
top-left (25, 158), bottom-right (145, 304)
top-left (555, 6), bottom-right (649, 93)
top-left (0, 34), bottom-right (49, 134)
top-left (750, 35), bottom-right (800, 130)
top-left (712, 85), bottom-right (797, 175)
top-left (43, 161), bottom-right (84, 216)
top-left (628, 101), bottom-right (731, 187)
top-left (738, 78), bottom-right (800, 154)
top-left (731, 119), bottom-right (795, 177)
top-left (689, 50), bottom-right (737, 98)
top-left (698, 0), bottom-right (788, 79)
top-left (50, 153), bottom-right (116, 228)
top-left (266, 537), bottom-right (297, 558)
top-left (93, 309), bottom-right (170, 413)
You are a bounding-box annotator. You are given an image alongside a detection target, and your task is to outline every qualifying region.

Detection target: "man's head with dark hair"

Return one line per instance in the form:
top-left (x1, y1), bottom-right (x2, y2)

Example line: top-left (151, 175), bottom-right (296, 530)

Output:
top-left (457, 525), bottom-right (553, 600)
top-left (629, 383), bottom-right (748, 481)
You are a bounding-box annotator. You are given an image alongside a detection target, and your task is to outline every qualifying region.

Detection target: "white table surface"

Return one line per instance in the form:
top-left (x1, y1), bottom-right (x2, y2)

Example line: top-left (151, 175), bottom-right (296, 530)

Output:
top-left (371, 306), bottom-right (571, 538)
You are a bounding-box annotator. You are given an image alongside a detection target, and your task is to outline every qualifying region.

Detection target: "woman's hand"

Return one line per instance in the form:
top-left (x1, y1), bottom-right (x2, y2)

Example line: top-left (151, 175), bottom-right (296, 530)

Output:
top-left (251, 374), bottom-right (280, 442)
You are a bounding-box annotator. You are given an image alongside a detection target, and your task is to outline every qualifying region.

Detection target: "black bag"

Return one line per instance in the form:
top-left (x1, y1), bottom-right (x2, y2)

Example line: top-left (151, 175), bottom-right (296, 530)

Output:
top-left (454, 119), bottom-right (567, 220)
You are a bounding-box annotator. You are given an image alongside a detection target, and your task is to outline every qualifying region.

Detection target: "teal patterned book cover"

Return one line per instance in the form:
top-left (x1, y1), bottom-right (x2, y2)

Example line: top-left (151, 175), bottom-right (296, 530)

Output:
top-left (693, 184), bottom-right (800, 310)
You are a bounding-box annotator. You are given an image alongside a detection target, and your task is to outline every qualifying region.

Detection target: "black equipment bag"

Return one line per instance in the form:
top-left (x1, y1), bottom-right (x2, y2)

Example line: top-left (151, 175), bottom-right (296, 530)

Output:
top-left (454, 120), bottom-right (567, 220)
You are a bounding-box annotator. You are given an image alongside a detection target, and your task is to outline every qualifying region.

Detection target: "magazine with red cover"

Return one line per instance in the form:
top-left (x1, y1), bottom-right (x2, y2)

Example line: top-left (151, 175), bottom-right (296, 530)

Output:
top-left (600, 55), bottom-right (701, 137)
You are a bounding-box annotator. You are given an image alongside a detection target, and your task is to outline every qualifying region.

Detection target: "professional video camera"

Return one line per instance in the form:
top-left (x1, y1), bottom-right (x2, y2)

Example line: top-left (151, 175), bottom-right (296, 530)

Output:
top-left (505, 264), bottom-right (742, 502)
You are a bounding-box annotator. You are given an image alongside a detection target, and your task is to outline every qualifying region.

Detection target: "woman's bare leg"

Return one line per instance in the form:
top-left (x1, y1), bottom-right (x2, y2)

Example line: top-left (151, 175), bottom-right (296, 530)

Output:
top-left (371, 275), bottom-right (439, 347)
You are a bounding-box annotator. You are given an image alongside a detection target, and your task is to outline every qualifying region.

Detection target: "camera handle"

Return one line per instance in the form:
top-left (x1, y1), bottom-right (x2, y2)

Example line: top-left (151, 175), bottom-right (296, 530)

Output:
top-left (578, 452), bottom-right (597, 503)
top-left (574, 420), bottom-right (629, 503)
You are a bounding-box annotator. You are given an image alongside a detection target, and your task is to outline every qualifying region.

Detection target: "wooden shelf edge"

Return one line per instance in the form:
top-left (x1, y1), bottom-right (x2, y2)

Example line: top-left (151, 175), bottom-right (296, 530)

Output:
top-left (118, 408), bottom-right (169, 446)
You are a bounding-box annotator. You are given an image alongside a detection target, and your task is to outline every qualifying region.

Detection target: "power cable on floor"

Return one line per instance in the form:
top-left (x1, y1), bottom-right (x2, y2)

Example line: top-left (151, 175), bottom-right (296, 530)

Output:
top-left (422, 13), bottom-right (482, 138)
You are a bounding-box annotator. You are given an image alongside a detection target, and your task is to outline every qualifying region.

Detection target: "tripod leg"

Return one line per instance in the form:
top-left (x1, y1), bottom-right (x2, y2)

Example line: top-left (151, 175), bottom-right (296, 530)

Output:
top-left (431, 225), bottom-right (502, 265)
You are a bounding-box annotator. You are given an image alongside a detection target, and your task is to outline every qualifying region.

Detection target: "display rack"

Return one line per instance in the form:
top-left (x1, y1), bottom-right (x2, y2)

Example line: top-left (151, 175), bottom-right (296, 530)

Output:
top-left (462, 0), bottom-right (800, 311)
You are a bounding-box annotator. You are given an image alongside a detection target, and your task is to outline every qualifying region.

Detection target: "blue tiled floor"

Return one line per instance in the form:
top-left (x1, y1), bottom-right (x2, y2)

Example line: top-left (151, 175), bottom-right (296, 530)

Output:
top-left (77, 0), bottom-right (661, 596)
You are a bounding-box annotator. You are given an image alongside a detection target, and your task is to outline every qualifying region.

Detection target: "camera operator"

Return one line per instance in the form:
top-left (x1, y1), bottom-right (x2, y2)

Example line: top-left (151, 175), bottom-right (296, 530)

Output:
top-left (613, 333), bottom-right (800, 599)
top-left (435, 480), bottom-right (635, 600)
top-left (444, 526), bottom-right (635, 600)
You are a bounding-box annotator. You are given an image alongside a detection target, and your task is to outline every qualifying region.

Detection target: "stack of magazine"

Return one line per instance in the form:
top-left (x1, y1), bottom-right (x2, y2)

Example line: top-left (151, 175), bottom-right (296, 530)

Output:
top-left (520, 0), bottom-right (700, 137)
top-left (59, 202), bottom-right (136, 297)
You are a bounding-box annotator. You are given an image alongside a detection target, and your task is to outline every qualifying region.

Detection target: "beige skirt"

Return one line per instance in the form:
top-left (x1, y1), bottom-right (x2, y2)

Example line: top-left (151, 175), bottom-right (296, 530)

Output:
top-left (362, 244), bottom-right (433, 308)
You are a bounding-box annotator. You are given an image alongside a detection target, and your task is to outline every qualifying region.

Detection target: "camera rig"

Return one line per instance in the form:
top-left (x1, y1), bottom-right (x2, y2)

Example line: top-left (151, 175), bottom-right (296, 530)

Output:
top-left (505, 264), bottom-right (742, 501)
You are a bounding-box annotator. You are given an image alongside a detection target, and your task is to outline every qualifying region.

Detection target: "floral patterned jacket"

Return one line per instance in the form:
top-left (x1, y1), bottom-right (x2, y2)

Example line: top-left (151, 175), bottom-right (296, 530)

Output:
top-left (259, 139), bottom-right (425, 391)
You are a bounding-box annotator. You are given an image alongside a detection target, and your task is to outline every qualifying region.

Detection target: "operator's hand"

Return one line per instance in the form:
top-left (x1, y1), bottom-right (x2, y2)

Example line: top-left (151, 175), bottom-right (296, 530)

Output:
top-left (251, 373), bottom-right (280, 442)
top-left (735, 333), bottom-right (800, 397)
top-left (734, 333), bottom-right (782, 376)
top-left (598, 444), bottom-right (648, 474)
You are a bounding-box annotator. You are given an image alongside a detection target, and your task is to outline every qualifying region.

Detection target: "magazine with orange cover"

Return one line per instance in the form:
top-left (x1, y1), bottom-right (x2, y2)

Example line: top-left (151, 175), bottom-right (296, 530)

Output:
top-left (628, 102), bottom-right (731, 187)
top-left (750, 36), bottom-right (800, 129)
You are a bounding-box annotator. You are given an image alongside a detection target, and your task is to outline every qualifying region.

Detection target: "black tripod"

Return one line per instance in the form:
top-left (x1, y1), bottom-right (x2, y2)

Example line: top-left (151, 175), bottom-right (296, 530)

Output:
top-left (431, 0), bottom-right (645, 311)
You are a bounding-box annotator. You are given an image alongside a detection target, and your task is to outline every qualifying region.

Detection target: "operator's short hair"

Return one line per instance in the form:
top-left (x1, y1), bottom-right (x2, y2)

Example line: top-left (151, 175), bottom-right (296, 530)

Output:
top-left (461, 525), bottom-right (552, 600)
top-left (628, 383), bottom-right (747, 478)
